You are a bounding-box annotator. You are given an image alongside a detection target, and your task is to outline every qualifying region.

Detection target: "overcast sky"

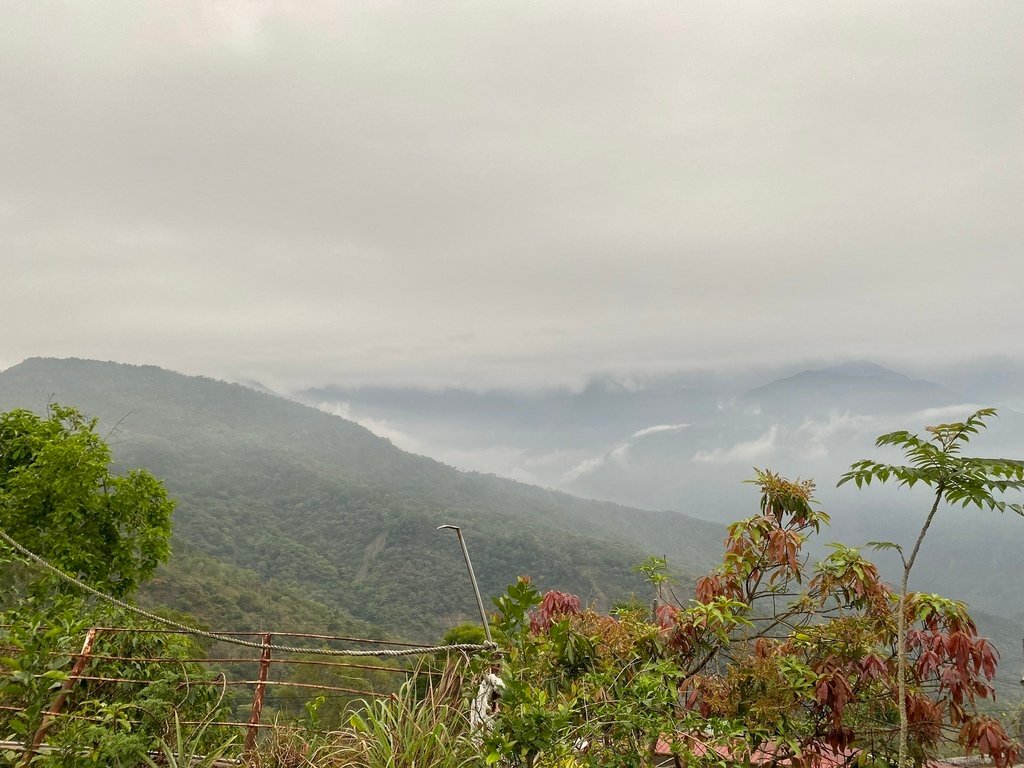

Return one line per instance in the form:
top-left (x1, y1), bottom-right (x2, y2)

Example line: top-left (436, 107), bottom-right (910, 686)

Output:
top-left (2, 1), bottom-right (1022, 389)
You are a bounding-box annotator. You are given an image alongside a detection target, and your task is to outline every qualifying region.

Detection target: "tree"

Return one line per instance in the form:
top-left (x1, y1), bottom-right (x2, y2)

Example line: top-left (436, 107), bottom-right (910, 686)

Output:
top-left (486, 470), bottom-right (1017, 768)
top-left (839, 408), bottom-right (1024, 768)
top-left (0, 404), bottom-right (174, 597)
top-left (0, 405), bottom-right (230, 763)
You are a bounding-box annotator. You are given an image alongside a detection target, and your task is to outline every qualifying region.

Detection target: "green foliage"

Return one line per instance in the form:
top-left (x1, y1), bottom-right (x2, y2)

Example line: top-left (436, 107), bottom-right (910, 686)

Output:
top-left (442, 622), bottom-right (489, 646)
top-left (840, 408), bottom-right (1024, 768)
top-left (0, 405), bottom-right (174, 598)
top-left (487, 583), bottom-right (677, 768)
top-left (0, 601), bottom-right (233, 766)
top-left (839, 408), bottom-right (1024, 516)
top-left (483, 469), bottom-right (1018, 768)
top-left (0, 403), bottom-right (233, 764)
top-left (492, 577), bottom-right (543, 640)
top-left (0, 595), bottom-right (85, 748)
top-left (142, 710), bottom-right (238, 768)
top-left (634, 555), bottom-right (679, 604)
top-left (138, 546), bottom-right (380, 636)
top-left (341, 664), bottom-right (478, 768)
top-left (264, 651), bottom-right (404, 730)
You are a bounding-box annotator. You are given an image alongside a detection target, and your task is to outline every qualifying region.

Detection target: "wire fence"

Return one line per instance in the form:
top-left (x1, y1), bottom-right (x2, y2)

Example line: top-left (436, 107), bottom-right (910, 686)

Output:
top-left (0, 528), bottom-right (495, 659)
top-left (0, 528), bottom-right (498, 763)
top-left (0, 622), bottom-right (481, 763)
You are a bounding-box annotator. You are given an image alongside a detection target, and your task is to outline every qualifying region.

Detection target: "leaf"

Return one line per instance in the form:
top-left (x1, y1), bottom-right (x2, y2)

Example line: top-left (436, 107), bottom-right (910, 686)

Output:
top-left (865, 540), bottom-right (903, 553)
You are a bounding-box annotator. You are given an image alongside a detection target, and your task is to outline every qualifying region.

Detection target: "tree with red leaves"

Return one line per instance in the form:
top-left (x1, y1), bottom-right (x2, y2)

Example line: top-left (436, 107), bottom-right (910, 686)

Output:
top-left (840, 408), bottom-right (1024, 768)
top-left (486, 463), bottom-right (1020, 768)
top-left (657, 470), bottom-right (1017, 768)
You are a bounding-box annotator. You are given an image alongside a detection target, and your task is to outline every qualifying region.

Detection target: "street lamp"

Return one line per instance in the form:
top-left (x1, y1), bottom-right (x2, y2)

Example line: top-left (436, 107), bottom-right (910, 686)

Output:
top-left (437, 524), bottom-right (493, 644)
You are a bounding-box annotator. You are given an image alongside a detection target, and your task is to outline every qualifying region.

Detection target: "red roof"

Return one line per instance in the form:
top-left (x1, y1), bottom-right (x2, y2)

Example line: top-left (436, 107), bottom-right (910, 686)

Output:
top-left (653, 735), bottom-right (854, 768)
top-left (654, 735), bottom-right (978, 768)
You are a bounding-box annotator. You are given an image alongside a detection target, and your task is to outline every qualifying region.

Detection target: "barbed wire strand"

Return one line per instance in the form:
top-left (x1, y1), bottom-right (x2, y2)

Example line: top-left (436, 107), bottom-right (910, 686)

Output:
top-left (0, 528), bottom-right (496, 658)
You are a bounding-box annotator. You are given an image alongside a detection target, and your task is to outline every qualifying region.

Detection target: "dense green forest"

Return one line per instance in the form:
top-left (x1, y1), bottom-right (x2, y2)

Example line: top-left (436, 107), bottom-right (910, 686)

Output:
top-left (0, 357), bottom-right (725, 637)
top-left (137, 546), bottom-right (380, 637)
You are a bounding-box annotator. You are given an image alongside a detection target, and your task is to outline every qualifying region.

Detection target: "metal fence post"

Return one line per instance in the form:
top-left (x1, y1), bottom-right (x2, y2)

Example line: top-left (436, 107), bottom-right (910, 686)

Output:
top-left (21, 627), bottom-right (98, 766)
top-left (244, 633), bottom-right (273, 755)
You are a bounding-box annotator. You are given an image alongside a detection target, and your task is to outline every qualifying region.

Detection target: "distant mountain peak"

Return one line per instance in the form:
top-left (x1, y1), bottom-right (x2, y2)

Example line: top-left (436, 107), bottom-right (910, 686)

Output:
top-left (821, 361), bottom-right (907, 380)
top-left (740, 360), bottom-right (957, 415)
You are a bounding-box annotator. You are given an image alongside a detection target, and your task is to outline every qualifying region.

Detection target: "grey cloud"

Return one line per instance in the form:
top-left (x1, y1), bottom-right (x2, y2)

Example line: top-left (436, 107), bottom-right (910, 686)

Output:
top-left (692, 426), bottom-right (779, 464)
top-left (2, 1), bottom-right (1022, 387)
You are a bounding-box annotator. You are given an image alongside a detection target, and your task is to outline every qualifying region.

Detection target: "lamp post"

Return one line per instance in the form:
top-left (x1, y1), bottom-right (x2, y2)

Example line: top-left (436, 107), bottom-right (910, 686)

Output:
top-left (437, 524), bottom-right (493, 643)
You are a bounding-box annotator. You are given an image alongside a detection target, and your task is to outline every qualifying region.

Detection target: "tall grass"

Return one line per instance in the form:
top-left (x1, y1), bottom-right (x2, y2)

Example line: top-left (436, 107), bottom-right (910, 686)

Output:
top-left (339, 661), bottom-right (480, 768)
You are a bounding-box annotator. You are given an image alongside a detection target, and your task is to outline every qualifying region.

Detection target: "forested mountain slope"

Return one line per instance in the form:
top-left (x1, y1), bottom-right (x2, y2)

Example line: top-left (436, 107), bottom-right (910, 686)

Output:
top-left (136, 547), bottom-right (382, 638)
top-left (0, 358), bottom-right (724, 636)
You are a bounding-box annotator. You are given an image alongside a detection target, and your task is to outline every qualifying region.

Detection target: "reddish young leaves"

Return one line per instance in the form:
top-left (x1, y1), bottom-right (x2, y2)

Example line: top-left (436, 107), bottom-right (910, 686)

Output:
top-left (529, 589), bottom-right (582, 634)
top-left (961, 716), bottom-right (1019, 768)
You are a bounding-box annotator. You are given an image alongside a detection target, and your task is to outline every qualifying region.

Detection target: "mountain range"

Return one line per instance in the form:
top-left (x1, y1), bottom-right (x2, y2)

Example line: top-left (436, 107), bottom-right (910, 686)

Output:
top-left (300, 359), bottom-right (1024, 619)
top-left (0, 357), bottom-right (724, 638)
top-left (2, 355), bottom-right (1023, 700)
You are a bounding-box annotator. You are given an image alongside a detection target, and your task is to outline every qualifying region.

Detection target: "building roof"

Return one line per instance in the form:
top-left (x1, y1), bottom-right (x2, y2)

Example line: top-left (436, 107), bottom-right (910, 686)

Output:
top-left (652, 735), bottom-right (854, 768)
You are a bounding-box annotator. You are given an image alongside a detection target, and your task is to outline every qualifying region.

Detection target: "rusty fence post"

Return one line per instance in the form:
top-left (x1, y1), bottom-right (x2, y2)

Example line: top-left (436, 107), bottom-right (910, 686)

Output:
top-left (21, 627), bottom-right (98, 766)
top-left (244, 633), bottom-right (273, 755)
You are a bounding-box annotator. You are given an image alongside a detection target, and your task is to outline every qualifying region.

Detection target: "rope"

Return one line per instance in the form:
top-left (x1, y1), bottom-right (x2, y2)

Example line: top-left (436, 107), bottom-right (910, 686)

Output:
top-left (0, 529), bottom-right (497, 658)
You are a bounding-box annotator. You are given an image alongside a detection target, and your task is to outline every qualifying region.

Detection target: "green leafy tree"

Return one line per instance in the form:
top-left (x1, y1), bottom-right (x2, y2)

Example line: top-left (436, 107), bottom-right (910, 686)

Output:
top-left (0, 406), bottom-right (231, 764)
top-left (0, 405), bottom-right (174, 597)
top-left (839, 408), bottom-right (1024, 768)
top-left (0, 602), bottom-right (231, 765)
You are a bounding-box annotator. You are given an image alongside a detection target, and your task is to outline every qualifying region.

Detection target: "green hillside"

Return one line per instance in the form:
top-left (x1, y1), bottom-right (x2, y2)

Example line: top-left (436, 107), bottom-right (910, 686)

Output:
top-left (0, 357), bottom-right (725, 637)
top-left (137, 546), bottom-right (381, 637)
